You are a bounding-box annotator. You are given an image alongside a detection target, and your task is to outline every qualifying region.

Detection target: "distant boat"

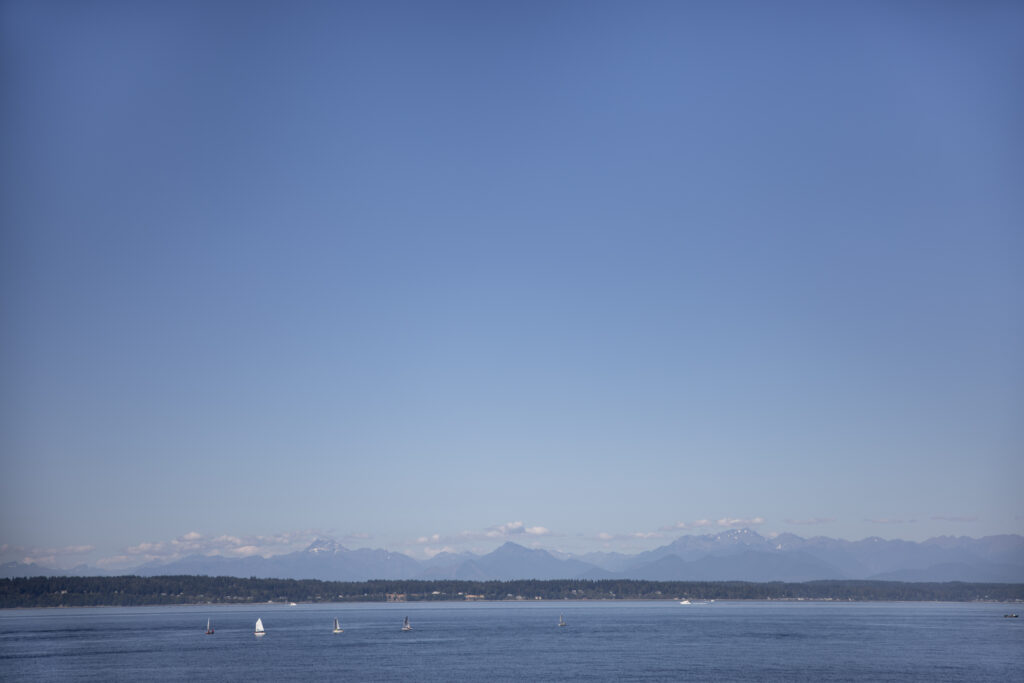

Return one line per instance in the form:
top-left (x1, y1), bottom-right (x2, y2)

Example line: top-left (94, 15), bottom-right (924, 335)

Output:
top-left (558, 614), bottom-right (566, 627)
top-left (205, 618), bottom-right (214, 635)
top-left (254, 618), bottom-right (265, 636)
top-left (401, 616), bottom-right (412, 631)
top-left (333, 617), bottom-right (344, 633)
top-left (679, 600), bottom-right (691, 605)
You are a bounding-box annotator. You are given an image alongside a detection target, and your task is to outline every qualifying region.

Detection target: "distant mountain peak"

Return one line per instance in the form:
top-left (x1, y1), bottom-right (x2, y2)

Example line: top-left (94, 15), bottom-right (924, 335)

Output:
top-left (493, 541), bottom-right (533, 554)
top-left (704, 528), bottom-right (768, 547)
top-left (715, 528), bottom-right (764, 540)
top-left (305, 538), bottom-right (346, 554)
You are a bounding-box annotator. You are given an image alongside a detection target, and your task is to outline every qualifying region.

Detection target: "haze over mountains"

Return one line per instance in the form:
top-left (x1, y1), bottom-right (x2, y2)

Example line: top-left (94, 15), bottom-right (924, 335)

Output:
top-left (3, 530), bottom-right (1022, 583)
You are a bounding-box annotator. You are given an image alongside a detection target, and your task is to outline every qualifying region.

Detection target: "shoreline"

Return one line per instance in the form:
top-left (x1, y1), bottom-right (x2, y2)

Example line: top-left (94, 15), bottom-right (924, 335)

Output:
top-left (4, 597), bottom-right (1023, 611)
top-left (5, 576), bottom-right (1022, 609)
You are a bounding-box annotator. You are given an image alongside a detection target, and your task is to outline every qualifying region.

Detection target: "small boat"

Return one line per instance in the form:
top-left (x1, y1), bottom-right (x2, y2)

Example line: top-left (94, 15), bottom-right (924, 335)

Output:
top-left (401, 616), bottom-right (412, 631)
top-left (205, 618), bottom-right (214, 635)
top-left (679, 599), bottom-right (691, 605)
top-left (1005, 614), bottom-right (1019, 618)
top-left (333, 617), bottom-right (344, 633)
top-left (254, 618), bottom-right (266, 636)
top-left (558, 614), bottom-right (566, 627)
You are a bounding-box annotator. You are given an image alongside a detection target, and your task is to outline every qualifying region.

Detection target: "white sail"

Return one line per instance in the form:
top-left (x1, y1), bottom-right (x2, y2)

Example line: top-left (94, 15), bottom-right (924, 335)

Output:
top-left (558, 614), bottom-right (566, 627)
top-left (401, 616), bottom-right (412, 631)
top-left (333, 617), bottom-right (343, 633)
top-left (255, 618), bottom-right (265, 635)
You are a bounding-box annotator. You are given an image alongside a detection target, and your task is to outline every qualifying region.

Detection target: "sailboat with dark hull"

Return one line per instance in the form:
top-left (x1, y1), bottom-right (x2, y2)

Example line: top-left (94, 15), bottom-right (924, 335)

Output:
top-left (205, 619), bottom-right (214, 635)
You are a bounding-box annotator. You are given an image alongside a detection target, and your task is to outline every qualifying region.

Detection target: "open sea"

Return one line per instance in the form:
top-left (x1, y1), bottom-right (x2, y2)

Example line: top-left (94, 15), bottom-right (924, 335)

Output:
top-left (1, 600), bottom-right (1021, 681)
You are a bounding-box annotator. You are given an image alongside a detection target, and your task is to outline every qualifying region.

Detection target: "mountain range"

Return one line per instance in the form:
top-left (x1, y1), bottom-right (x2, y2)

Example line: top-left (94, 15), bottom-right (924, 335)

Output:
top-left (4, 529), bottom-right (1022, 582)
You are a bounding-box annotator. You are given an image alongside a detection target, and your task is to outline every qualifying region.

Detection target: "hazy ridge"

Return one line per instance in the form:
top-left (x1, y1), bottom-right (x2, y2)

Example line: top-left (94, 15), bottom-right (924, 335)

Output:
top-left (4, 529), bottom-right (1022, 583)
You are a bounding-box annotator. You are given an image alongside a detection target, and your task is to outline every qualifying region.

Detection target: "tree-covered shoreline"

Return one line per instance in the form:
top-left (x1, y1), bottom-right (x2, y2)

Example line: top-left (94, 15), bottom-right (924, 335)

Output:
top-left (2, 576), bottom-right (1022, 608)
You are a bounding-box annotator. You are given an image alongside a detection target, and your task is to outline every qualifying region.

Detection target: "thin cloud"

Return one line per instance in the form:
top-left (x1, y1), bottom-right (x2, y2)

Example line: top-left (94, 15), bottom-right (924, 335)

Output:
top-left (98, 529), bottom-right (329, 568)
top-left (717, 517), bottom-right (765, 528)
top-left (930, 515), bottom-right (978, 523)
top-left (866, 518), bottom-right (917, 525)
top-left (94, 555), bottom-right (136, 569)
top-left (1, 544), bottom-right (96, 569)
top-left (486, 521), bottom-right (526, 538)
top-left (661, 517), bottom-right (764, 531)
top-left (415, 534), bottom-right (437, 544)
top-left (660, 519), bottom-right (714, 531)
top-left (596, 531), bottom-right (664, 541)
top-left (419, 521), bottom-right (555, 545)
top-left (785, 517), bottom-right (836, 526)
top-left (410, 522), bottom-right (556, 557)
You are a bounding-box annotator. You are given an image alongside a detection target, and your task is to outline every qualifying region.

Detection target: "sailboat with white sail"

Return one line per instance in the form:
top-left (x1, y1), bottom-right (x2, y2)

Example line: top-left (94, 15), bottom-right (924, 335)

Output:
top-left (558, 614), bottom-right (566, 627)
top-left (254, 618), bottom-right (265, 636)
top-left (401, 616), bottom-right (412, 631)
top-left (205, 618), bottom-right (214, 635)
top-left (333, 617), bottom-right (343, 634)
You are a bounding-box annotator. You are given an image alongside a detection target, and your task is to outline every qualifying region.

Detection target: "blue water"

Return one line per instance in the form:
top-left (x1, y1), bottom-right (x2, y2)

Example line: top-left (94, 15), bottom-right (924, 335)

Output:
top-left (1, 601), bottom-right (1021, 681)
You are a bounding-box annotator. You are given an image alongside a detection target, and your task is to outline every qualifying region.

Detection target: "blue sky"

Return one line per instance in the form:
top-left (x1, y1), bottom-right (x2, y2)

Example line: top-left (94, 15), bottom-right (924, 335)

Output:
top-left (2, 0), bottom-right (1022, 569)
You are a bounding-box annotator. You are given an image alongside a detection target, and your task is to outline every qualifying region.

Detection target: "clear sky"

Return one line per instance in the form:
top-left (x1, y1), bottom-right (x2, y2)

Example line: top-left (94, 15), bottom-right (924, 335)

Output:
top-left (2, 0), bottom-right (1022, 570)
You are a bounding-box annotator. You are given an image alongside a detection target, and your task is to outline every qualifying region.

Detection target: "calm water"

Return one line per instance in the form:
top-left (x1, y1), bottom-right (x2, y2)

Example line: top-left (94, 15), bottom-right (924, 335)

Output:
top-left (1, 601), bottom-right (1021, 681)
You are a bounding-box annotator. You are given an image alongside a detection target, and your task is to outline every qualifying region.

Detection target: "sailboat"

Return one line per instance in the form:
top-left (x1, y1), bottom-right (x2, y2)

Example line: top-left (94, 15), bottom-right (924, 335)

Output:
top-left (558, 614), bottom-right (566, 627)
top-left (333, 617), bottom-right (343, 634)
top-left (401, 616), bottom-right (412, 631)
top-left (254, 618), bottom-right (265, 636)
top-left (205, 618), bottom-right (214, 635)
